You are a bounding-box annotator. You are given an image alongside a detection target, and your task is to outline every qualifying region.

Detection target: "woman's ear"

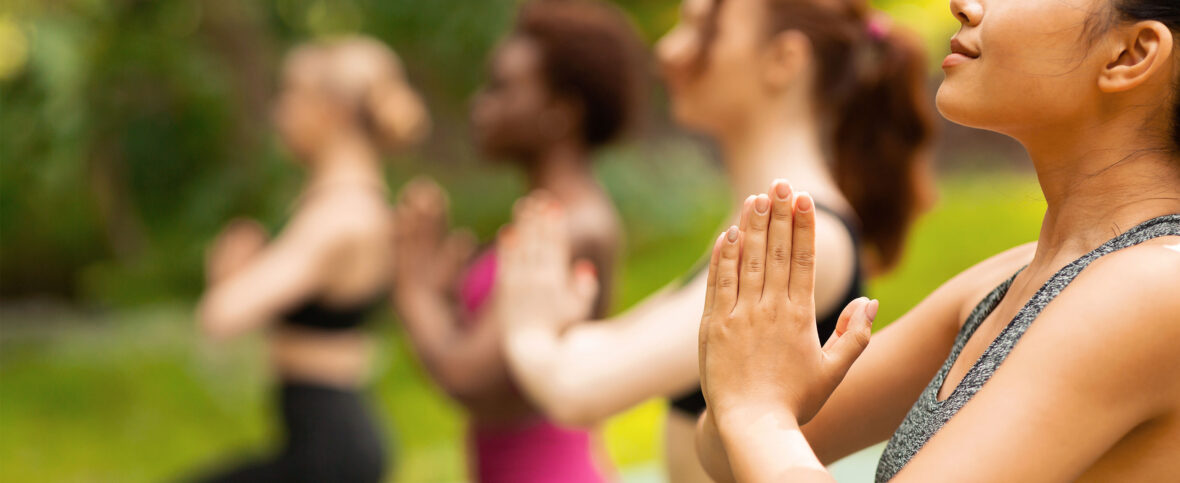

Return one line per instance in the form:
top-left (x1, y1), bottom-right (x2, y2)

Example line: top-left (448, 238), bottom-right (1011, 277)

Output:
top-left (1098, 20), bottom-right (1174, 93)
top-left (761, 29), bottom-right (812, 91)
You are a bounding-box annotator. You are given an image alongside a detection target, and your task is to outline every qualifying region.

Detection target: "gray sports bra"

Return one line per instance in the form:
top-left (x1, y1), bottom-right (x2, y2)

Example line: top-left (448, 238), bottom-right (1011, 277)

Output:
top-left (876, 214), bottom-right (1180, 481)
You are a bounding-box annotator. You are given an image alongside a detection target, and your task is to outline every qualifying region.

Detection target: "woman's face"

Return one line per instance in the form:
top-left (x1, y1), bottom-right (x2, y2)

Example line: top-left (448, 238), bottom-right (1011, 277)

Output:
top-left (275, 52), bottom-right (346, 160)
top-left (657, 0), bottom-right (769, 134)
top-left (471, 37), bottom-right (555, 160)
top-left (937, 0), bottom-right (1109, 136)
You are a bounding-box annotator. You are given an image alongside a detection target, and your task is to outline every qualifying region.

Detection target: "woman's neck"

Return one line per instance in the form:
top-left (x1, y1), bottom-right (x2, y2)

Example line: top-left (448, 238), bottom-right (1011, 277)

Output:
top-left (1021, 123), bottom-right (1180, 265)
top-left (718, 112), bottom-right (839, 209)
top-left (523, 140), bottom-right (601, 205)
top-left (305, 132), bottom-right (386, 197)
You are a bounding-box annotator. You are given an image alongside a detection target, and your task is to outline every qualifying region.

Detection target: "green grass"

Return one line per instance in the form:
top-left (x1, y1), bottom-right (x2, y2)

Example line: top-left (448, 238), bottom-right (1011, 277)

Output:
top-left (0, 170), bottom-right (1046, 482)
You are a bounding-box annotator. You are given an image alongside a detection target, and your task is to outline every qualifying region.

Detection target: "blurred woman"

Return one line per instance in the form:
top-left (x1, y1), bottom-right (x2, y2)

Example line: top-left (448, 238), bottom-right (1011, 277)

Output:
top-left (490, 0), bottom-right (935, 479)
top-left (692, 0), bottom-right (1180, 480)
top-left (389, 1), bottom-right (644, 481)
top-left (194, 37), bottom-right (428, 482)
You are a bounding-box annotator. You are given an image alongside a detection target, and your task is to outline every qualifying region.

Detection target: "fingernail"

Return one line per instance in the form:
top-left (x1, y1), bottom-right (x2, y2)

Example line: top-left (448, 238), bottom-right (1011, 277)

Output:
top-left (745, 194), bottom-right (756, 206)
top-left (866, 299), bottom-right (879, 321)
top-left (726, 226), bottom-right (739, 242)
top-left (796, 192), bottom-right (813, 212)
top-left (754, 195), bottom-right (770, 214)
top-left (774, 180), bottom-right (791, 200)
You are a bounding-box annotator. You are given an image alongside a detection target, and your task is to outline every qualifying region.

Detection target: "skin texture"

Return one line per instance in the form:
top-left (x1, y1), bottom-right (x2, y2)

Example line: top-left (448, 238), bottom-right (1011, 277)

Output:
top-left (197, 38), bottom-right (427, 388)
top-left (696, 0), bottom-right (1180, 480)
top-left (490, 0), bottom-right (867, 480)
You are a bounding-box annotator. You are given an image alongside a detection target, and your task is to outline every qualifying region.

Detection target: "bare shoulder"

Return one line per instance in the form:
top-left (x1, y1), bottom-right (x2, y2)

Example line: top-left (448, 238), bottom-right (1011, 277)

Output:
top-left (812, 210), bottom-right (857, 314)
top-left (276, 193), bottom-right (393, 266)
top-left (563, 198), bottom-right (623, 255)
top-left (1064, 238), bottom-right (1180, 329)
top-left (1019, 238), bottom-right (1180, 404)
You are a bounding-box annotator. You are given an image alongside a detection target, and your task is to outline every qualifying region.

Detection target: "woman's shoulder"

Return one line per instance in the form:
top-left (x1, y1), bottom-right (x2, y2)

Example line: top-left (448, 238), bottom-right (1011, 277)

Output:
top-left (1064, 237), bottom-right (1180, 325)
top-left (563, 196), bottom-right (623, 254)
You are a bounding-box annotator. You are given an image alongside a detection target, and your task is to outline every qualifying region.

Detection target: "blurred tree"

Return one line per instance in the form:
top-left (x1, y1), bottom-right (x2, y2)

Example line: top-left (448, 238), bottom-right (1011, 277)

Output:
top-left (0, 0), bottom-right (959, 307)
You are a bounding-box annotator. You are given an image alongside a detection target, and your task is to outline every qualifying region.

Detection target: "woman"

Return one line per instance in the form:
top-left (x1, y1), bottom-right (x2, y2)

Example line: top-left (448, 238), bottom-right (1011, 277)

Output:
top-left (194, 37), bottom-right (428, 482)
top-left (489, 0), bottom-right (935, 479)
top-left (693, 0), bottom-right (1180, 480)
top-left (389, 1), bottom-right (645, 481)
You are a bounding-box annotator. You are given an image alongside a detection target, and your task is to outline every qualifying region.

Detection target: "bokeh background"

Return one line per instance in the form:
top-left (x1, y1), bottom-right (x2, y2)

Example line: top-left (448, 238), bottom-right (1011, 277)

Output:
top-left (0, 0), bottom-right (1045, 481)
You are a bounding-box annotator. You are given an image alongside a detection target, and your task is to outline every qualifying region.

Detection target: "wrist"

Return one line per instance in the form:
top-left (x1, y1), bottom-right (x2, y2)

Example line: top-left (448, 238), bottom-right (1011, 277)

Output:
top-left (713, 403), bottom-right (799, 442)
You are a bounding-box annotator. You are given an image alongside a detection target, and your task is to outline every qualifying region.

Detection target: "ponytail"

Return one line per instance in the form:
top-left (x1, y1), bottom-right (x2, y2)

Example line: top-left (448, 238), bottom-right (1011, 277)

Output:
top-left (699, 1), bottom-right (937, 271)
top-left (832, 22), bottom-right (936, 271)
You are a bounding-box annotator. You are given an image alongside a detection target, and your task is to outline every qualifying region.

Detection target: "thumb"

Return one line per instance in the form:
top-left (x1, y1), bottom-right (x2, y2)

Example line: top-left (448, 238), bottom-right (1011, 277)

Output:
top-left (567, 259), bottom-right (600, 317)
top-left (823, 299), bottom-right (878, 384)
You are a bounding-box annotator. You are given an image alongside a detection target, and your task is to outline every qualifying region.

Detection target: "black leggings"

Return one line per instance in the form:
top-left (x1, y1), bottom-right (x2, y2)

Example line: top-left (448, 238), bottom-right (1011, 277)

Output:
top-left (195, 383), bottom-right (387, 483)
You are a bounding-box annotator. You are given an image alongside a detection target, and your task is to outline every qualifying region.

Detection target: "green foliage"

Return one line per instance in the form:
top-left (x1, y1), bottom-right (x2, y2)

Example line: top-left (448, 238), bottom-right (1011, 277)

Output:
top-left (0, 0), bottom-right (958, 306)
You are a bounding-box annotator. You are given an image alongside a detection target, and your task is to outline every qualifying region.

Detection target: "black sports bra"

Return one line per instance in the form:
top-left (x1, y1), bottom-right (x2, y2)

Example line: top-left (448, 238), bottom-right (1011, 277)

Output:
top-left (282, 295), bottom-right (384, 331)
top-left (668, 203), bottom-right (865, 416)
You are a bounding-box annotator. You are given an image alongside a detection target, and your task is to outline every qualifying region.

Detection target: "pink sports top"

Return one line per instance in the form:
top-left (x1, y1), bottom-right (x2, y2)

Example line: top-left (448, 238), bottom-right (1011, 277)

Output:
top-left (456, 249), bottom-right (606, 483)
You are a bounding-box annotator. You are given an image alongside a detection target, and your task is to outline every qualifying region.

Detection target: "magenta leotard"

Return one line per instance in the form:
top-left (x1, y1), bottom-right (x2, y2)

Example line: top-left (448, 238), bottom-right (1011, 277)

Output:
top-left (457, 250), bottom-right (606, 483)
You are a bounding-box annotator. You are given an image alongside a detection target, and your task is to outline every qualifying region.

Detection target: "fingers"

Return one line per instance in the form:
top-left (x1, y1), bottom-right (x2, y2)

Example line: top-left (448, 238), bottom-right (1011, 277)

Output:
top-left (702, 231), bottom-right (727, 316)
top-left (822, 297), bottom-right (869, 351)
top-left (738, 194), bottom-right (771, 305)
top-left (788, 192), bottom-right (817, 303)
top-left (823, 299), bottom-right (878, 384)
top-left (738, 195), bottom-right (756, 233)
top-left (763, 180), bottom-right (794, 302)
top-left (700, 231), bottom-right (726, 387)
top-left (712, 226), bottom-right (742, 316)
top-left (402, 176), bottom-right (449, 233)
top-left (569, 259), bottom-right (600, 317)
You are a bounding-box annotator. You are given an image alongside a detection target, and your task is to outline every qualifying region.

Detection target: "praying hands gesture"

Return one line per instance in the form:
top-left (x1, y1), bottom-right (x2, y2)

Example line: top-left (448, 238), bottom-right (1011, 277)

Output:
top-left (698, 179), bottom-right (878, 482)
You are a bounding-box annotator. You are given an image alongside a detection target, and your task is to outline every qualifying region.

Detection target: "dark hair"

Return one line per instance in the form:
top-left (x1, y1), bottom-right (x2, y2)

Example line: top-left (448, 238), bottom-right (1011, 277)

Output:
top-left (1110, 0), bottom-right (1180, 150)
top-left (699, 0), bottom-right (935, 271)
top-left (515, 0), bottom-right (646, 148)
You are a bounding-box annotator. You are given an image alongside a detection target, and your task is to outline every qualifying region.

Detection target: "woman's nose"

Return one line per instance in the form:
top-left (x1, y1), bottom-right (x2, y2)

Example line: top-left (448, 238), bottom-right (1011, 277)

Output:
top-left (950, 0), bottom-right (983, 27)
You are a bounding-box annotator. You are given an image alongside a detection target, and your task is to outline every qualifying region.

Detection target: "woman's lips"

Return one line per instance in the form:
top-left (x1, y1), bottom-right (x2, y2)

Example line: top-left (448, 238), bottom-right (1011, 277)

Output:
top-left (942, 53), bottom-right (973, 69)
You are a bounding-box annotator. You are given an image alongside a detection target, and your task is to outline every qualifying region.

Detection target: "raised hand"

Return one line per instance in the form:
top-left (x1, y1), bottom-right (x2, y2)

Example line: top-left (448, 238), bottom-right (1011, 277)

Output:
top-left (392, 177), bottom-right (475, 306)
top-left (493, 193), bottom-right (598, 333)
top-left (206, 218), bottom-right (269, 284)
top-left (699, 179), bottom-right (878, 427)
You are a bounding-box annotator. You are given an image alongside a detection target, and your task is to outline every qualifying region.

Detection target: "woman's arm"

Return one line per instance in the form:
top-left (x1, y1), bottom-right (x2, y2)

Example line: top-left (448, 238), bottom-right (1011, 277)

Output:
top-left (696, 185), bottom-right (1037, 481)
top-left (197, 211), bottom-right (338, 339)
top-left (890, 246), bottom-right (1180, 481)
top-left (493, 192), bottom-right (861, 428)
top-left (698, 180), bottom-right (1179, 481)
top-left (391, 178), bottom-right (508, 400)
top-left (494, 198), bottom-right (697, 426)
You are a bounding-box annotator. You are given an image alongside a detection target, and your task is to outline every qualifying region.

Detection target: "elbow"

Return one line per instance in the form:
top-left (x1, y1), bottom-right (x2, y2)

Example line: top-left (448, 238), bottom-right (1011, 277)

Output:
top-left (432, 364), bottom-right (493, 402)
top-left (197, 299), bottom-right (239, 341)
top-left (546, 403), bottom-right (600, 429)
top-left (537, 375), bottom-right (609, 428)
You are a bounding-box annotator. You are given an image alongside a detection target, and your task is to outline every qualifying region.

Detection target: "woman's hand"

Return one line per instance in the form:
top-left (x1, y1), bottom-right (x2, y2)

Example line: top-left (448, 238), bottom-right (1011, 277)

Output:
top-left (493, 193), bottom-right (598, 333)
top-left (392, 177), bottom-right (475, 307)
top-left (699, 179), bottom-right (878, 427)
top-left (206, 218), bottom-right (268, 284)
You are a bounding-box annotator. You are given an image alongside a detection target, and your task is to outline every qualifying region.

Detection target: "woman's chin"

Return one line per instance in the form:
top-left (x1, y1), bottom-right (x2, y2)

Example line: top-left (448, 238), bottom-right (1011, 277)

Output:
top-left (934, 85), bottom-right (984, 130)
